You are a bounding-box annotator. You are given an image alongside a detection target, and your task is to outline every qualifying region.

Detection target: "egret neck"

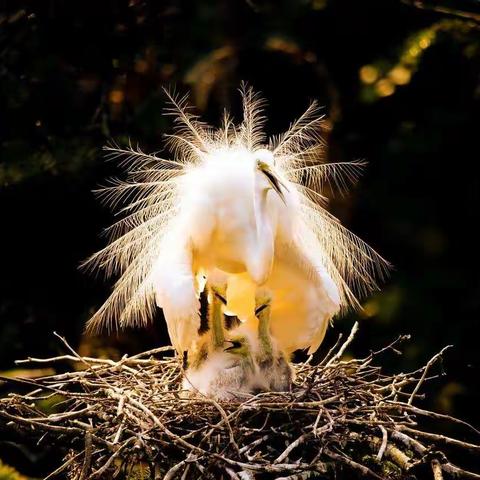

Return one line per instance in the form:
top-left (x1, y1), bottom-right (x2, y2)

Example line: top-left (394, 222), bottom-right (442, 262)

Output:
top-left (248, 171), bottom-right (275, 286)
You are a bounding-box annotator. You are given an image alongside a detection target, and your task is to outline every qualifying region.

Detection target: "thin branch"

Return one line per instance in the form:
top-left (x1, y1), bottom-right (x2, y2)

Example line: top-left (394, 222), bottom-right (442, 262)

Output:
top-left (408, 345), bottom-right (452, 405)
top-left (325, 321), bottom-right (359, 367)
top-left (401, 0), bottom-right (480, 23)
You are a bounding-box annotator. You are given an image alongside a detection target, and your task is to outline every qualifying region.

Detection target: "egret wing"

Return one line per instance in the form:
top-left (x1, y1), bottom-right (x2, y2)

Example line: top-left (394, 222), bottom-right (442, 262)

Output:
top-left (268, 231), bottom-right (340, 354)
top-left (151, 234), bottom-right (201, 353)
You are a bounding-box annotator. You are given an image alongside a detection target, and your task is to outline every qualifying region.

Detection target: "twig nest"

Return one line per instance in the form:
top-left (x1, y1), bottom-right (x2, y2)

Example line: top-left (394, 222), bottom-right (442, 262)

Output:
top-left (0, 329), bottom-right (479, 480)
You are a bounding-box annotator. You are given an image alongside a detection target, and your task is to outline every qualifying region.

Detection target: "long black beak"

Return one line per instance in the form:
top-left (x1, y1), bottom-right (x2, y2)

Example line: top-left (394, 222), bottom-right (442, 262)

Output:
top-left (257, 161), bottom-right (288, 204)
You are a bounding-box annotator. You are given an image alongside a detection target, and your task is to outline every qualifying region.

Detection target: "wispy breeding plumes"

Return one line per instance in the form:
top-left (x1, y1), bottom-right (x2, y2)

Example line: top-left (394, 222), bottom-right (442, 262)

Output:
top-left (83, 84), bottom-right (389, 340)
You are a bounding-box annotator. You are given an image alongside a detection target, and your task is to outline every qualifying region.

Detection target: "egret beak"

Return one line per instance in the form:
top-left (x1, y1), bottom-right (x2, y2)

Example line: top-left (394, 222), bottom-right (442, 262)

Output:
top-left (257, 161), bottom-right (288, 204)
top-left (211, 288), bottom-right (227, 305)
top-left (223, 339), bottom-right (240, 351)
top-left (255, 302), bottom-right (269, 316)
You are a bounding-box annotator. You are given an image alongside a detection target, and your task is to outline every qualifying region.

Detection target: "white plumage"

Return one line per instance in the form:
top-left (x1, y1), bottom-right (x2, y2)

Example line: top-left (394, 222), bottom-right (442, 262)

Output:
top-left (84, 84), bottom-right (388, 360)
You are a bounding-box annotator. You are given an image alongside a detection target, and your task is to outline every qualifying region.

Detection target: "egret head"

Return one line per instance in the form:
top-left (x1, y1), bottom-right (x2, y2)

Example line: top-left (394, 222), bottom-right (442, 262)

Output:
top-left (224, 335), bottom-right (251, 359)
top-left (254, 149), bottom-right (288, 203)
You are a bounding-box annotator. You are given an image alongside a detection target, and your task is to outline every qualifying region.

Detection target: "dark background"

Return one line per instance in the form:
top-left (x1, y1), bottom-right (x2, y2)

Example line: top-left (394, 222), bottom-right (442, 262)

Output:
top-left (0, 0), bottom-right (479, 475)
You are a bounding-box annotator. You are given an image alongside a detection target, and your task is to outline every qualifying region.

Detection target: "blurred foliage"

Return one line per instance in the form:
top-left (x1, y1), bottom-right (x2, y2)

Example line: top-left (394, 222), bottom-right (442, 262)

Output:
top-left (0, 368), bottom-right (54, 379)
top-left (0, 0), bottom-right (479, 475)
top-left (0, 460), bottom-right (28, 480)
top-left (359, 18), bottom-right (480, 101)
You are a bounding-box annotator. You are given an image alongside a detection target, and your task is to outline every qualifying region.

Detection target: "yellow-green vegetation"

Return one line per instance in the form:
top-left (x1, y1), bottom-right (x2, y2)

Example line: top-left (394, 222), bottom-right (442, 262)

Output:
top-left (124, 462), bottom-right (152, 480)
top-left (362, 455), bottom-right (403, 478)
top-left (359, 19), bottom-right (479, 101)
top-left (35, 393), bottom-right (66, 415)
top-left (0, 460), bottom-right (27, 480)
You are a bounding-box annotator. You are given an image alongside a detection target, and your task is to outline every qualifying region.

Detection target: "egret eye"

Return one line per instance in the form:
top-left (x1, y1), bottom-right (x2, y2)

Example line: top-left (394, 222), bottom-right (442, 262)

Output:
top-left (254, 148), bottom-right (275, 167)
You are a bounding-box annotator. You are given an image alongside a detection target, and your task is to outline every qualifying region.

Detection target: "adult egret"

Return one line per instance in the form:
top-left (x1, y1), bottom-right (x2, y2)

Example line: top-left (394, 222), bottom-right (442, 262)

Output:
top-left (84, 85), bottom-right (388, 364)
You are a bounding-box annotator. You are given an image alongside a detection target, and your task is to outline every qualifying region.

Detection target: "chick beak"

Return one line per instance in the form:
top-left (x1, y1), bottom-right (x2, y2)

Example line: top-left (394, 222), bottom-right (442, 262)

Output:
top-left (212, 289), bottom-right (227, 305)
top-left (257, 161), bottom-right (288, 204)
top-left (255, 302), bottom-right (269, 316)
top-left (223, 340), bottom-right (242, 352)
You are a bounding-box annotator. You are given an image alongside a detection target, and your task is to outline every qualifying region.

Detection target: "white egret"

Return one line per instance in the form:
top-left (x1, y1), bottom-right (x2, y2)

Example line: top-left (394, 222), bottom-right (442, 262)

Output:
top-left (83, 85), bottom-right (388, 367)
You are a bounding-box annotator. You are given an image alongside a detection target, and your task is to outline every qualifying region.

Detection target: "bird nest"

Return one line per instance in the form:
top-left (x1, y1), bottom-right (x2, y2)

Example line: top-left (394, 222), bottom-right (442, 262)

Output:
top-left (1, 323), bottom-right (479, 480)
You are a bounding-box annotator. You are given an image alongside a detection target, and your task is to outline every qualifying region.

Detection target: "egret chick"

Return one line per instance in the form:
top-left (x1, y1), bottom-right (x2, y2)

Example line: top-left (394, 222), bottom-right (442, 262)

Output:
top-left (227, 294), bottom-right (294, 393)
top-left (183, 283), bottom-right (257, 400)
top-left (183, 336), bottom-right (257, 401)
top-left (255, 295), bottom-right (293, 392)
